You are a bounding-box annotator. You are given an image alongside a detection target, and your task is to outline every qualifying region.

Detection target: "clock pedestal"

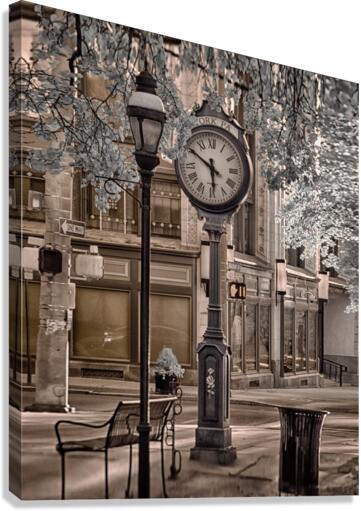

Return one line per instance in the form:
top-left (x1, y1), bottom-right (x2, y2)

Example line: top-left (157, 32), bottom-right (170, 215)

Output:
top-left (190, 214), bottom-right (237, 465)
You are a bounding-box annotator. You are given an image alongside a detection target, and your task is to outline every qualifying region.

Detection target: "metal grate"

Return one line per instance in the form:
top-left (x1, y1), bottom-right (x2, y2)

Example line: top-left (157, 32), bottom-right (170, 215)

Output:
top-left (81, 368), bottom-right (124, 380)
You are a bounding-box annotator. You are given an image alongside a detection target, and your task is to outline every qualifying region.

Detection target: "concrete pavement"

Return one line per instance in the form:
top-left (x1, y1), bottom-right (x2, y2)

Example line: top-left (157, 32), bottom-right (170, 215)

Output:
top-left (9, 381), bottom-right (359, 499)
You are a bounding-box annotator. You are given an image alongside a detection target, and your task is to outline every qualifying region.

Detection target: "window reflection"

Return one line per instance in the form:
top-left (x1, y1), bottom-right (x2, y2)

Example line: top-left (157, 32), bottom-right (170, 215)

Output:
top-left (296, 311), bottom-right (307, 371)
top-left (259, 306), bottom-right (270, 369)
top-left (74, 288), bottom-right (130, 360)
top-left (308, 311), bottom-right (317, 370)
top-left (245, 304), bottom-right (256, 371)
top-left (150, 294), bottom-right (190, 365)
top-left (229, 301), bottom-right (242, 369)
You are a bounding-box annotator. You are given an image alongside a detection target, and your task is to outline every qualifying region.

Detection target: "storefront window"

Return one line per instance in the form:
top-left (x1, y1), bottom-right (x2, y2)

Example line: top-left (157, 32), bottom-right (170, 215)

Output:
top-left (259, 306), bottom-right (270, 370)
top-left (9, 278), bottom-right (17, 352)
top-left (296, 311), bottom-right (307, 371)
top-left (9, 280), bottom-right (40, 357)
top-left (229, 301), bottom-right (243, 369)
top-left (24, 282), bottom-right (40, 355)
top-left (228, 274), bottom-right (272, 374)
top-left (150, 294), bottom-right (190, 365)
top-left (245, 303), bottom-right (257, 371)
top-left (73, 287), bottom-right (130, 360)
top-left (284, 308), bottom-right (294, 373)
top-left (308, 311), bottom-right (317, 370)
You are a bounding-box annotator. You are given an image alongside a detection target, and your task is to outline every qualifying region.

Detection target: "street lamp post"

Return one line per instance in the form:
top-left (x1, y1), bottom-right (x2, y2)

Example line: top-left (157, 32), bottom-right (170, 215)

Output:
top-left (127, 69), bottom-right (166, 498)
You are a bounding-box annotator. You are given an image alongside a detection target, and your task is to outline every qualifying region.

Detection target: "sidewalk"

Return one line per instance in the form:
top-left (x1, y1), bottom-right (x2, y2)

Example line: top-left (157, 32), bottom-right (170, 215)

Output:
top-left (11, 375), bottom-right (358, 413)
top-left (9, 380), bottom-right (358, 499)
top-left (66, 376), bottom-right (358, 409)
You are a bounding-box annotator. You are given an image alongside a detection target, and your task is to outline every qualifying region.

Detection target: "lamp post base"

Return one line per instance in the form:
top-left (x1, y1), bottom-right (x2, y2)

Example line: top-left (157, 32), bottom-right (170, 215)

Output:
top-left (190, 446), bottom-right (237, 465)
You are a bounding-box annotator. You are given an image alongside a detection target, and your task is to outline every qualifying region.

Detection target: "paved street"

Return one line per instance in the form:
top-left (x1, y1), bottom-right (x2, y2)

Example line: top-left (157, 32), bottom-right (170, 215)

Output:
top-left (9, 385), bottom-right (358, 500)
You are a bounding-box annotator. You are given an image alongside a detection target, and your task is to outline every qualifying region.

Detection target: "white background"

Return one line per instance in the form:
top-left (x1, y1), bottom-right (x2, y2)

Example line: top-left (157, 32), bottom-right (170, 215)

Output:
top-left (0, 0), bottom-right (360, 509)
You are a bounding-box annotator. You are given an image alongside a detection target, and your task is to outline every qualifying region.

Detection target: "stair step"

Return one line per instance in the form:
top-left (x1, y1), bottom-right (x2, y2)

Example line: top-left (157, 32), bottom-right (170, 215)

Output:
top-left (320, 376), bottom-right (339, 387)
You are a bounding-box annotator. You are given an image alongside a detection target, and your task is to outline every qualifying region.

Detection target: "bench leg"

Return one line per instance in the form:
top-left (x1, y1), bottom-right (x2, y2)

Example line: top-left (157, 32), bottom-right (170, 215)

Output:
top-left (160, 438), bottom-right (168, 498)
top-left (61, 453), bottom-right (65, 500)
top-left (125, 443), bottom-right (133, 498)
top-left (105, 450), bottom-right (109, 499)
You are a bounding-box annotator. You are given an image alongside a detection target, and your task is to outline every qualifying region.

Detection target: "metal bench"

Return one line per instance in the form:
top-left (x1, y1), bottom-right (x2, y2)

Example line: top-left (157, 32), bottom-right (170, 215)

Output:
top-left (55, 395), bottom-right (182, 499)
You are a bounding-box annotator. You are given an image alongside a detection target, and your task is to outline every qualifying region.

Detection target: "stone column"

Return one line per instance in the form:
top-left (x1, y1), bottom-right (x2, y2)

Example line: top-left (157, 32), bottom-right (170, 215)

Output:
top-left (28, 169), bottom-right (75, 412)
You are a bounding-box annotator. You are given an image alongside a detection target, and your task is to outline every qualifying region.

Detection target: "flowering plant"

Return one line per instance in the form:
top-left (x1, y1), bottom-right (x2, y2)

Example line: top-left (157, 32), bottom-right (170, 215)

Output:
top-left (153, 347), bottom-right (184, 379)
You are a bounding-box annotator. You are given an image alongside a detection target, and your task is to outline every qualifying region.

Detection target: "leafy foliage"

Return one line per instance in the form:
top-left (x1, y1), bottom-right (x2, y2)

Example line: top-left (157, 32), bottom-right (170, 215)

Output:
top-left (153, 347), bottom-right (184, 378)
top-left (9, 5), bottom-right (358, 307)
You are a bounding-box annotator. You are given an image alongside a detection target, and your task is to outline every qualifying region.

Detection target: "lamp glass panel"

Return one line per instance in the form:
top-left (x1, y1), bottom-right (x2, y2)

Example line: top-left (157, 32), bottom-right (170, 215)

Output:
top-left (142, 118), bottom-right (162, 153)
top-left (129, 117), bottom-right (142, 151)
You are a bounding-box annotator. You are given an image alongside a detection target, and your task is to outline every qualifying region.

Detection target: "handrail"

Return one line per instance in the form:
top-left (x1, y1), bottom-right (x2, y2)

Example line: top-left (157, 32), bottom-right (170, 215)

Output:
top-left (321, 357), bottom-right (347, 387)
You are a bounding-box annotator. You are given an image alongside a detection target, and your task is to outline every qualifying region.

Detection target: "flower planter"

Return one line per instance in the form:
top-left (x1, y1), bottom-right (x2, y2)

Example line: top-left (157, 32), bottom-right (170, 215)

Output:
top-left (155, 373), bottom-right (178, 395)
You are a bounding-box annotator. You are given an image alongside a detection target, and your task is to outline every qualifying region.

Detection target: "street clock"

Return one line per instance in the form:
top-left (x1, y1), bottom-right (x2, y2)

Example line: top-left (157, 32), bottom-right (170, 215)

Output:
top-left (175, 101), bottom-right (253, 217)
top-left (177, 101), bottom-right (254, 466)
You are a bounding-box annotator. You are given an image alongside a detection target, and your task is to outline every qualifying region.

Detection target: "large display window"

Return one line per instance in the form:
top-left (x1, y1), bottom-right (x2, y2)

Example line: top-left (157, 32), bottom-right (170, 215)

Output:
top-left (283, 306), bottom-right (318, 374)
top-left (73, 287), bottom-right (131, 361)
top-left (228, 298), bottom-right (271, 373)
top-left (150, 293), bottom-right (191, 365)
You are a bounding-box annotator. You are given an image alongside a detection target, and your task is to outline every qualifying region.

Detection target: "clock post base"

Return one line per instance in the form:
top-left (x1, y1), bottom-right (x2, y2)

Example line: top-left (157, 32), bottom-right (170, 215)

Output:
top-left (190, 426), bottom-right (237, 465)
top-left (190, 446), bottom-right (237, 466)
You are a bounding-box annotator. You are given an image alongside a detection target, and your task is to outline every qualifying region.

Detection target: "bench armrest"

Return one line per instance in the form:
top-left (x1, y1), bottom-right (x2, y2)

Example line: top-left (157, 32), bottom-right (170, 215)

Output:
top-left (55, 419), bottom-right (110, 447)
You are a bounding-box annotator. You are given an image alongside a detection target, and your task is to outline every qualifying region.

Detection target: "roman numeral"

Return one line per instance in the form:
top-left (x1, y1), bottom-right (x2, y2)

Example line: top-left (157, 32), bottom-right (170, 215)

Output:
top-left (209, 186), bottom-right (215, 198)
top-left (229, 168), bottom-right (238, 174)
top-left (188, 171), bottom-right (197, 183)
top-left (221, 187), bottom-right (227, 196)
top-left (226, 178), bottom-right (236, 189)
top-left (226, 155), bottom-right (235, 162)
top-left (197, 139), bottom-right (206, 151)
top-left (208, 138), bottom-right (216, 149)
top-left (186, 162), bottom-right (195, 169)
top-left (220, 144), bottom-right (225, 153)
top-left (197, 182), bottom-right (205, 194)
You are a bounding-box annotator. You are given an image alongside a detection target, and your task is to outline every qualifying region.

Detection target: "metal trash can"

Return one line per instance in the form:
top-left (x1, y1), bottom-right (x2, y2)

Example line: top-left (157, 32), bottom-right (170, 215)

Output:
top-left (278, 406), bottom-right (330, 496)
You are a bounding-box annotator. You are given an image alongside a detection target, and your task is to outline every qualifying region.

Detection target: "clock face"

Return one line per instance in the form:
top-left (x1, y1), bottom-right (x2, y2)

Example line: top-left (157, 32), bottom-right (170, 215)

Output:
top-left (177, 129), bottom-right (244, 208)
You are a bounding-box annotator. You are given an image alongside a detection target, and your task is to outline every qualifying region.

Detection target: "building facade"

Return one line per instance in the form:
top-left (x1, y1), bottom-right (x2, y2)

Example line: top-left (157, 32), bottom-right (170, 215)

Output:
top-left (9, 3), bottom-right (358, 398)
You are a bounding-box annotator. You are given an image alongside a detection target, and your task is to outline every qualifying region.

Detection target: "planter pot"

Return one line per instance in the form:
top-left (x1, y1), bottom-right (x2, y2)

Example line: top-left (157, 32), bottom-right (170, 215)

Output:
top-left (155, 373), bottom-right (178, 395)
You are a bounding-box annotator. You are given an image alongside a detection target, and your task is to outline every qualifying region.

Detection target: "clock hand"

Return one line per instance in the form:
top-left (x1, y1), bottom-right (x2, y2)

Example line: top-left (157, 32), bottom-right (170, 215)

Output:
top-left (189, 148), bottom-right (213, 171)
top-left (209, 158), bottom-right (221, 176)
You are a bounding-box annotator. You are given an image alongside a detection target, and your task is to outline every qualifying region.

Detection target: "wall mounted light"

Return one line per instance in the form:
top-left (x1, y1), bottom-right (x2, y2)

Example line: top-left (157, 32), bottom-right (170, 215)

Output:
top-left (276, 259), bottom-right (287, 378)
top-left (317, 271), bottom-right (329, 302)
top-left (200, 242), bottom-right (210, 297)
top-left (276, 259), bottom-right (287, 296)
top-left (317, 271), bottom-right (329, 374)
